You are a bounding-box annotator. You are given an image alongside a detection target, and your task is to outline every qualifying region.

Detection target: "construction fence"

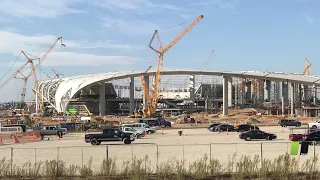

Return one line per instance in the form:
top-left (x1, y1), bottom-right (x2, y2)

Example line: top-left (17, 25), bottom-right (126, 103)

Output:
top-left (0, 142), bottom-right (319, 172)
top-left (0, 132), bottom-right (41, 145)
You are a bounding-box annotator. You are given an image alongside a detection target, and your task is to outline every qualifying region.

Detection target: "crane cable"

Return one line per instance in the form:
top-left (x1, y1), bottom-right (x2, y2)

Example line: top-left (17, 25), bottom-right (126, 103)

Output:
top-left (0, 52), bottom-right (22, 82)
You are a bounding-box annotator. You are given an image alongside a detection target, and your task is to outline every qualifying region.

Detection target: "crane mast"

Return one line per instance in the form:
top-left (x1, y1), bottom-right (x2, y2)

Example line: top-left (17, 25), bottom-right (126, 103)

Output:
top-left (0, 37), bottom-right (63, 111)
top-left (303, 57), bottom-right (312, 75)
top-left (141, 14), bottom-right (204, 117)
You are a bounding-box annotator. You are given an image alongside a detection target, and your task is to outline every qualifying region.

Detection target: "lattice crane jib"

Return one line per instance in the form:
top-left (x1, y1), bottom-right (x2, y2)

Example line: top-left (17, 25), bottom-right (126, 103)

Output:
top-left (141, 14), bottom-right (204, 117)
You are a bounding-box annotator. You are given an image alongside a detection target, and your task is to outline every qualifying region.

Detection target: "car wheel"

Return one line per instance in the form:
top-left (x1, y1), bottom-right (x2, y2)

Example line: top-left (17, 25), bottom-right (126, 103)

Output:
top-left (147, 131), bottom-right (152, 134)
top-left (266, 136), bottom-right (272, 140)
top-left (123, 138), bottom-right (132, 144)
top-left (90, 138), bottom-right (99, 145)
top-left (136, 134), bottom-right (141, 139)
top-left (245, 136), bottom-right (251, 141)
top-left (96, 141), bottom-right (101, 145)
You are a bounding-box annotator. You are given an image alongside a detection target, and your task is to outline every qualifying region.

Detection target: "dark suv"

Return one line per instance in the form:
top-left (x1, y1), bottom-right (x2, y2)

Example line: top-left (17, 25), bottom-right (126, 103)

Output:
top-left (278, 119), bottom-right (301, 127)
top-left (84, 127), bottom-right (135, 145)
top-left (214, 124), bottom-right (235, 132)
top-left (235, 124), bottom-right (259, 132)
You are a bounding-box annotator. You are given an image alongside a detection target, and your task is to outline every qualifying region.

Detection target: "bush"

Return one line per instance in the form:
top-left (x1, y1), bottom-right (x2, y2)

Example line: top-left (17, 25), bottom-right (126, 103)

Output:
top-left (0, 153), bottom-right (320, 179)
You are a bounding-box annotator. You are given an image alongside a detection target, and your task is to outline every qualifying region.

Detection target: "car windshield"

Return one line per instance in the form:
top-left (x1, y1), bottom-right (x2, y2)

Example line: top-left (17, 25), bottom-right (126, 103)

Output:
top-left (130, 127), bottom-right (136, 131)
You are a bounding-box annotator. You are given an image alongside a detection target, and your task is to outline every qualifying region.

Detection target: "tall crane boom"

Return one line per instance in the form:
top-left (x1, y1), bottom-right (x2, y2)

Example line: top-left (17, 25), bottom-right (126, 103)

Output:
top-left (202, 50), bottom-right (214, 70)
top-left (26, 37), bottom-right (62, 79)
top-left (162, 14), bottom-right (204, 54)
top-left (0, 60), bottom-right (29, 91)
top-left (303, 57), bottom-right (312, 75)
top-left (142, 14), bottom-right (204, 117)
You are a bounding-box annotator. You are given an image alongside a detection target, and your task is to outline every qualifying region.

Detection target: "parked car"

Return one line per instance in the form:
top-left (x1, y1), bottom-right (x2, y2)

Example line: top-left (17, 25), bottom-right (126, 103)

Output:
top-left (289, 133), bottom-right (304, 141)
top-left (138, 117), bottom-right (171, 127)
top-left (214, 124), bottom-right (235, 132)
top-left (278, 119), bottom-right (301, 127)
top-left (308, 120), bottom-right (320, 129)
top-left (121, 123), bottom-right (156, 134)
top-left (33, 126), bottom-right (67, 136)
top-left (121, 126), bottom-right (144, 138)
top-left (239, 129), bottom-right (277, 141)
top-left (208, 123), bottom-right (220, 131)
top-left (84, 126), bottom-right (135, 145)
top-left (302, 131), bottom-right (320, 145)
top-left (235, 124), bottom-right (259, 132)
top-left (3, 124), bottom-right (31, 132)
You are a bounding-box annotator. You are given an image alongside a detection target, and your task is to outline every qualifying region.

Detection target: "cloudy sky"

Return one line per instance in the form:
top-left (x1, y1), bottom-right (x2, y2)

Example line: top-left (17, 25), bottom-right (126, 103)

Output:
top-left (0, 0), bottom-right (319, 101)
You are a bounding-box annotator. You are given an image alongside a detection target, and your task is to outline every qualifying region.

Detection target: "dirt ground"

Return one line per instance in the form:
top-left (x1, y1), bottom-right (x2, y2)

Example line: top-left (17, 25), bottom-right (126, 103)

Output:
top-left (0, 125), bottom-right (317, 172)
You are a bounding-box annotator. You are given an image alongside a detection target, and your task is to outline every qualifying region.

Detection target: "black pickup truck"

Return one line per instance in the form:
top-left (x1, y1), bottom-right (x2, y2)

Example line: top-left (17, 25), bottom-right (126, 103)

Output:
top-left (84, 127), bottom-right (135, 145)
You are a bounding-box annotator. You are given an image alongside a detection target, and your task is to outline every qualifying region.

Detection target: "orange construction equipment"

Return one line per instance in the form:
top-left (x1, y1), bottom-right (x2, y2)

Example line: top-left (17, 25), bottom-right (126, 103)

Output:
top-left (302, 57), bottom-right (312, 75)
top-left (141, 14), bottom-right (204, 117)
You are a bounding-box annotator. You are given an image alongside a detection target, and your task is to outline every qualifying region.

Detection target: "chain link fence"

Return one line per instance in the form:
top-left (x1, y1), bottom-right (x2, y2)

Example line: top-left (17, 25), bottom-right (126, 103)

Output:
top-left (0, 142), bottom-right (318, 173)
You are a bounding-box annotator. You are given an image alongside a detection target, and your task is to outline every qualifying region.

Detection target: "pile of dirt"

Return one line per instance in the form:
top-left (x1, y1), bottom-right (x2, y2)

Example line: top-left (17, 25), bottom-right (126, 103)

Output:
top-left (246, 117), bottom-right (262, 124)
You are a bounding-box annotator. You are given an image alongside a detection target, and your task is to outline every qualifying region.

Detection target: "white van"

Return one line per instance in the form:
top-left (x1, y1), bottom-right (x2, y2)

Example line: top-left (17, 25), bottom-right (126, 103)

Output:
top-left (0, 126), bottom-right (23, 134)
top-left (121, 123), bottom-right (156, 134)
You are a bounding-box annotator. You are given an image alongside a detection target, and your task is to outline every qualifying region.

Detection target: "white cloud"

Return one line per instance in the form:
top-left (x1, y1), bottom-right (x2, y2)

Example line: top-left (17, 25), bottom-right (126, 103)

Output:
top-left (191, 0), bottom-right (237, 9)
top-left (0, 30), bottom-right (141, 67)
top-left (101, 18), bottom-right (159, 34)
top-left (93, 0), bottom-right (183, 12)
top-left (0, 0), bottom-right (84, 19)
top-left (12, 52), bottom-right (137, 67)
top-left (304, 14), bottom-right (314, 24)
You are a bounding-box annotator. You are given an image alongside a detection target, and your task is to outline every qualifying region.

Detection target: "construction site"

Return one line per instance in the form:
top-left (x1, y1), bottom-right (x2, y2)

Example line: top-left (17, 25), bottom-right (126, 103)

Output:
top-left (0, 14), bottom-right (319, 127)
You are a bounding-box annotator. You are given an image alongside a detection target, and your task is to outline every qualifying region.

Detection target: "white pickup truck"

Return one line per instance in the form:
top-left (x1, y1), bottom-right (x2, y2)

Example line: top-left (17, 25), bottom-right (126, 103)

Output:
top-left (308, 120), bottom-right (320, 129)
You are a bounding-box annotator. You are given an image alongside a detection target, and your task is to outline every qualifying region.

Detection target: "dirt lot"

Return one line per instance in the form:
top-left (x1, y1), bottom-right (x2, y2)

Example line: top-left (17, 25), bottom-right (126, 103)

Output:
top-left (0, 126), bottom-right (317, 172)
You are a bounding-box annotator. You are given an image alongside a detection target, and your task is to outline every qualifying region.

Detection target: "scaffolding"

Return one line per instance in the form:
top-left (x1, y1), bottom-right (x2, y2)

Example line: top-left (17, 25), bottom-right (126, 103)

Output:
top-left (271, 81), bottom-right (281, 104)
top-left (251, 79), bottom-right (264, 106)
top-left (234, 77), bottom-right (246, 108)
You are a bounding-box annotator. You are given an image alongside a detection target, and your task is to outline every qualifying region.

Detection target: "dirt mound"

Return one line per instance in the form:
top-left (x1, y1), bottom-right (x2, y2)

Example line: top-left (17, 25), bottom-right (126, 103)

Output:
top-left (246, 117), bottom-right (261, 124)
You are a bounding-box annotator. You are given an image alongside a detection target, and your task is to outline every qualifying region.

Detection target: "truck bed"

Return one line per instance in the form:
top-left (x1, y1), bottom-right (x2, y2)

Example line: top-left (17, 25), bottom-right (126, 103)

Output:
top-left (289, 134), bottom-right (304, 141)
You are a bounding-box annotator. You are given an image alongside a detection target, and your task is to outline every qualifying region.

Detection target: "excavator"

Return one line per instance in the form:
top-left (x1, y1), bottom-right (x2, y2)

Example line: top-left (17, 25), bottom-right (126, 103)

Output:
top-left (141, 14), bottom-right (204, 118)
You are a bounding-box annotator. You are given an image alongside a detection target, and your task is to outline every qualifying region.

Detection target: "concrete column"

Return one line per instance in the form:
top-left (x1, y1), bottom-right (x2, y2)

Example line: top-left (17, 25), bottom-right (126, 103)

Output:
top-left (281, 81), bottom-right (288, 115)
top-left (35, 94), bottom-right (39, 113)
top-left (129, 77), bottom-right (135, 115)
top-left (99, 81), bottom-right (106, 116)
top-left (223, 76), bottom-right (229, 116)
top-left (143, 76), bottom-right (149, 112)
top-left (246, 81), bottom-right (252, 100)
top-left (298, 84), bottom-right (302, 108)
top-left (228, 78), bottom-right (232, 107)
top-left (265, 80), bottom-right (271, 101)
top-left (290, 82), bottom-right (294, 117)
top-left (189, 75), bottom-right (195, 109)
top-left (314, 85), bottom-right (317, 104)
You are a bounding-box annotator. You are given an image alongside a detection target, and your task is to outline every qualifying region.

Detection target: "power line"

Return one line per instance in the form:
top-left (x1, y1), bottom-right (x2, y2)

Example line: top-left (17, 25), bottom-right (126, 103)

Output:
top-left (0, 52), bottom-right (22, 82)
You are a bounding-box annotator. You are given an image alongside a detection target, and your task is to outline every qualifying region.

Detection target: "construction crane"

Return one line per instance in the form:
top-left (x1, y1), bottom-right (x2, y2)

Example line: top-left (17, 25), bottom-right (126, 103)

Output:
top-left (202, 50), bottom-right (214, 70)
top-left (302, 57), bottom-right (312, 75)
top-left (29, 37), bottom-right (63, 112)
top-left (141, 14), bottom-right (204, 117)
top-left (52, 69), bottom-right (64, 79)
top-left (0, 37), bottom-right (63, 111)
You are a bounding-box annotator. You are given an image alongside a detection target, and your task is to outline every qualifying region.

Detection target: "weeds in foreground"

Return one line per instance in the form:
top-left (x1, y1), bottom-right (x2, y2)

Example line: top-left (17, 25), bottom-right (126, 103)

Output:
top-left (0, 153), bottom-right (320, 179)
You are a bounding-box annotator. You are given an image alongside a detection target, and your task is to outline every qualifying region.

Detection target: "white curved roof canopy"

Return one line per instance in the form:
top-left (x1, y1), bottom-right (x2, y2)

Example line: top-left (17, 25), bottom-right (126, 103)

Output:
top-left (37, 70), bottom-right (320, 112)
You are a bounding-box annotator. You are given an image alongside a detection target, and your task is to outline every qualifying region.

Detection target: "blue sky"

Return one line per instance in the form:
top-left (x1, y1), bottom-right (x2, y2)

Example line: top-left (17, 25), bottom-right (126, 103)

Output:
top-left (0, 0), bottom-right (319, 101)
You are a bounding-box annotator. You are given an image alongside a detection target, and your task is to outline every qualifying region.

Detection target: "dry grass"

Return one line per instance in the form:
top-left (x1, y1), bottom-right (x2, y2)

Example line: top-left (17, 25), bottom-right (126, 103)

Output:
top-left (1, 153), bottom-right (320, 179)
